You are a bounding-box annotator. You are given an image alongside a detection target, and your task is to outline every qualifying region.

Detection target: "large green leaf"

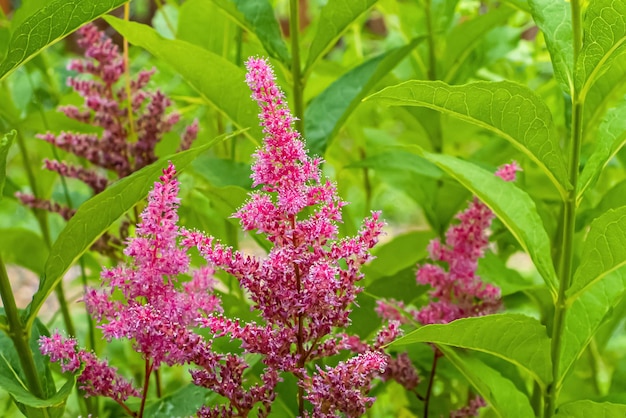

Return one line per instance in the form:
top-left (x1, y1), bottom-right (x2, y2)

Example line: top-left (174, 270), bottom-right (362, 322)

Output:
top-left (443, 5), bottom-right (515, 83)
top-left (583, 52), bottom-right (626, 133)
top-left (345, 149), bottom-right (443, 179)
top-left (25, 135), bottom-right (231, 328)
top-left (423, 153), bottom-right (559, 296)
top-left (0, 130), bottom-right (15, 200)
top-left (0, 318), bottom-right (74, 417)
top-left (439, 346), bottom-right (535, 418)
top-left (104, 16), bottom-right (262, 142)
top-left (304, 0), bottom-right (378, 73)
top-left (392, 314), bottom-right (551, 387)
top-left (555, 400), bottom-right (626, 417)
top-left (577, 0), bottom-right (626, 99)
top-left (208, 0), bottom-right (289, 64)
top-left (567, 207), bottom-right (626, 300)
top-left (578, 99), bottom-right (626, 200)
top-left (0, 229), bottom-right (47, 275)
top-left (304, 39), bottom-right (421, 155)
top-left (528, 0), bottom-right (573, 93)
top-left (0, 0), bottom-right (128, 81)
top-left (560, 268), bottom-right (626, 383)
top-left (366, 81), bottom-right (570, 197)
top-left (144, 384), bottom-right (212, 417)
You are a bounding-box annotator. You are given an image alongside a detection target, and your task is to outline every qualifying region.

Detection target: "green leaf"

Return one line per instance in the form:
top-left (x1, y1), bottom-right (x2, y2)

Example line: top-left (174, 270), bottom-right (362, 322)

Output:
top-left (560, 268), bottom-right (626, 383)
top-left (443, 5), bottom-right (515, 83)
top-left (363, 230), bottom-right (435, 284)
top-left (439, 346), bottom-right (535, 418)
top-left (345, 148), bottom-right (443, 179)
top-left (392, 314), bottom-right (551, 387)
top-left (423, 153), bottom-right (559, 297)
top-left (578, 99), bottom-right (626, 200)
top-left (0, 0), bottom-right (128, 81)
top-left (208, 0), bottom-right (289, 64)
top-left (528, 0), bottom-right (573, 93)
top-left (304, 39), bottom-right (421, 155)
top-left (304, 0), bottom-right (378, 73)
top-left (104, 16), bottom-right (262, 142)
top-left (25, 134), bottom-right (232, 328)
top-left (567, 207), bottom-right (626, 300)
top-left (577, 0), bottom-right (626, 98)
top-left (583, 52), bottom-right (626, 133)
top-left (144, 384), bottom-right (212, 418)
top-left (0, 130), bottom-right (15, 201)
top-left (555, 400), bottom-right (626, 418)
top-left (366, 80), bottom-right (570, 197)
top-left (0, 229), bottom-right (48, 275)
top-left (0, 318), bottom-right (74, 417)
top-left (477, 252), bottom-right (536, 296)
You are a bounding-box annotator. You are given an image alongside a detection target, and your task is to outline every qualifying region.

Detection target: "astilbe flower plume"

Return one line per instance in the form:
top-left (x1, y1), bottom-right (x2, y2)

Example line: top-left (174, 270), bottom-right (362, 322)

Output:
top-left (375, 161), bottom-right (521, 415)
top-left (17, 23), bottom-right (197, 253)
top-left (182, 57), bottom-right (387, 417)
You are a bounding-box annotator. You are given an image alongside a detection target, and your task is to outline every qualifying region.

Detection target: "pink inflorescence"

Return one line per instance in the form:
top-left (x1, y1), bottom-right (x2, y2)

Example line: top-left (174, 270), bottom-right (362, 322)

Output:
top-left (16, 23), bottom-right (197, 226)
top-left (414, 161), bottom-right (521, 325)
top-left (182, 57), bottom-right (386, 415)
top-left (39, 333), bottom-right (139, 402)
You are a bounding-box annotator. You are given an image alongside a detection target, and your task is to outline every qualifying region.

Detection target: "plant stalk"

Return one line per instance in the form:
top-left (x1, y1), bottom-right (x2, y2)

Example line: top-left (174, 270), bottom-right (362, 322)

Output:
top-left (546, 1), bottom-right (583, 416)
top-left (0, 255), bottom-right (46, 399)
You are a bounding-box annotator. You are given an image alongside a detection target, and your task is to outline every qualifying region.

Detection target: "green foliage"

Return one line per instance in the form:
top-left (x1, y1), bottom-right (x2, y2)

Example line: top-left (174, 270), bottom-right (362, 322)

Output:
top-left (392, 314), bottom-right (552, 387)
top-left (0, 0), bottom-right (128, 81)
top-left (1, 0), bottom-right (626, 417)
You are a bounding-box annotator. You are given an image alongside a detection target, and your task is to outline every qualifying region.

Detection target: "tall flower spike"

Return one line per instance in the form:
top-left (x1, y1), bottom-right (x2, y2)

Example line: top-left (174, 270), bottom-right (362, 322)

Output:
top-left (183, 57), bottom-right (386, 415)
top-left (17, 23), bottom-right (198, 248)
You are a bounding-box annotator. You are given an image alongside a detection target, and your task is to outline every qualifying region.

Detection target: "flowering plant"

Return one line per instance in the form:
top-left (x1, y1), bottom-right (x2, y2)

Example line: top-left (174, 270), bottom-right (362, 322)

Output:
top-left (1, 1), bottom-right (625, 418)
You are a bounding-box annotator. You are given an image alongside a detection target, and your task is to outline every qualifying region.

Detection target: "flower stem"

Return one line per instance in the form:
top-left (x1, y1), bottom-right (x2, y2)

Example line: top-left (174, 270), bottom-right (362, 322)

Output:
top-left (289, 0), bottom-right (305, 136)
top-left (545, 1), bottom-right (583, 416)
top-left (423, 348), bottom-right (441, 418)
top-left (0, 254), bottom-right (45, 399)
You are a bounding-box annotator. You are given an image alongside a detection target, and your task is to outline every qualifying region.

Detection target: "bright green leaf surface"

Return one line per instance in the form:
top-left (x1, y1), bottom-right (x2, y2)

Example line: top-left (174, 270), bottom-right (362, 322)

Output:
top-left (305, 0), bottom-right (378, 73)
top-left (443, 5), bottom-right (515, 83)
top-left (144, 384), bottom-right (212, 417)
top-left (104, 16), bottom-right (262, 142)
top-left (0, 0), bottom-right (128, 81)
top-left (392, 314), bottom-right (552, 387)
top-left (0, 229), bottom-right (47, 275)
top-left (366, 81), bottom-right (570, 196)
top-left (578, 99), bottom-right (626, 200)
top-left (529, 0), bottom-right (574, 93)
top-left (345, 149), bottom-right (442, 179)
top-left (560, 269), bottom-right (626, 383)
top-left (423, 153), bottom-right (559, 296)
top-left (555, 400), bottom-right (626, 417)
top-left (577, 0), bottom-right (626, 98)
top-left (568, 207), bottom-right (626, 300)
top-left (305, 40), bottom-right (420, 155)
top-left (0, 130), bottom-right (15, 201)
top-left (583, 52), bottom-right (626, 133)
top-left (440, 347), bottom-right (535, 418)
top-left (209, 0), bottom-right (290, 63)
top-left (25, 136), bottom-right (231, 327)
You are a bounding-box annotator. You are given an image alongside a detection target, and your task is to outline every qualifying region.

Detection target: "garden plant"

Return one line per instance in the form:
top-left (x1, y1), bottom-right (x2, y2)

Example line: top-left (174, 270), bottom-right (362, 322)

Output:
top-left (1, 0), bottom-right (626, 417)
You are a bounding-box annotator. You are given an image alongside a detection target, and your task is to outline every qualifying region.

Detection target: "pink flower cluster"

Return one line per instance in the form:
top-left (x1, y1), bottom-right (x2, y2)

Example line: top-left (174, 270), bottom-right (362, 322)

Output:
top-left (17, 23), bottom-right (197, 221)
top-left (41, 57), bottom-right (387, 417)
top-left (377, 162), bottom-right (521, 326)
top-left (182, 57), bottom-right (386, 415)
top-left (39, 333), bottom-right (139, 404)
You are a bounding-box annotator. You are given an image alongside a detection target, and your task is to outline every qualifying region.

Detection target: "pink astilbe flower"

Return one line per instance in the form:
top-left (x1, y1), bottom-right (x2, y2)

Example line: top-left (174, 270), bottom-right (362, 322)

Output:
top-left (39, 333), bottom-right (140, 404)
top-left (183, 57), bottom-right (385, 414)
top-left (450, 395), bottom-right (487, 418)
top-left (83, 163), bottom-right (220, 369)
top-left (415, 161), bottom-right (521, 325)
top-left (302, 351), bottom-right (387, 418)
top-left (17, 23), bottom-right (197, 246)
